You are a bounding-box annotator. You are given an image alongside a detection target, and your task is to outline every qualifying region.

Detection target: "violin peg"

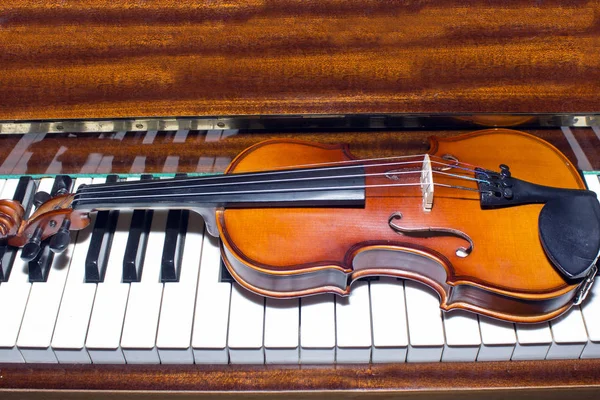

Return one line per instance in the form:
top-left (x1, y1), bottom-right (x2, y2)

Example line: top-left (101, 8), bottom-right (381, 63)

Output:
top-left (33, 191), bottom-right (51, 208)
top-left (49, 219), bottom-right (71, 253)
top-left (21, 227), bottom-right (42, 262)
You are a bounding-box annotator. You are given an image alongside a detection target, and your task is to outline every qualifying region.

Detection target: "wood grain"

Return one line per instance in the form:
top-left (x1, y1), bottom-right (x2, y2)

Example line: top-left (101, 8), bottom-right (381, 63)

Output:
top-left (0, 359), bottom-right (600, 394)
top-left (1, 1), bottom-right (599, 120)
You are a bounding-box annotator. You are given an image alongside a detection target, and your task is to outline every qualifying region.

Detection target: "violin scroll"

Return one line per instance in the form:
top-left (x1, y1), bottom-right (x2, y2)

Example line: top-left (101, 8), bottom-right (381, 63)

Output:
top-left (0, 199), bottom-right (25, 238)
top-left (3, 194), bottom-right (91, 260)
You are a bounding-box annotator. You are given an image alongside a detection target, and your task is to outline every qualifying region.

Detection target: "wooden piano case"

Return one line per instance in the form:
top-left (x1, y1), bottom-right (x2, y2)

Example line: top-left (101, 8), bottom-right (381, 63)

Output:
top-left (1, 1), bottom-right (600, 398)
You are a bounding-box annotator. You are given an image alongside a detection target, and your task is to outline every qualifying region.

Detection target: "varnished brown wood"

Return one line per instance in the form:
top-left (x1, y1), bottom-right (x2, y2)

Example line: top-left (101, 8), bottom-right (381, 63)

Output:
top-left (1, 1), bottom-right (600, 120)
top-left (1, 360), bottom-right (600, 397)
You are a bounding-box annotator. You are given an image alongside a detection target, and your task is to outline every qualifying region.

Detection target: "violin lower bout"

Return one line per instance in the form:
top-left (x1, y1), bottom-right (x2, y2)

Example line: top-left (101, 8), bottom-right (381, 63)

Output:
top-left (216, 132), bottom-right (589, 323)
top-left (220, 237), bottom-right (577, 323)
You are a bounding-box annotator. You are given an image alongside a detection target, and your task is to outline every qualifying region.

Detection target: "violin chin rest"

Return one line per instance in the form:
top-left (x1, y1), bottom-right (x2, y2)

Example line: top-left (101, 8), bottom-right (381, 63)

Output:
top-left (539, 195), bottom-right (600, 281)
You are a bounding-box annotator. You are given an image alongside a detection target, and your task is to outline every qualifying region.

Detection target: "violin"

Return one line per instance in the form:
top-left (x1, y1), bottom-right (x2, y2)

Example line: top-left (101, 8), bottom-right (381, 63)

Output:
top-left (1, 128), bottom-right (599, 323)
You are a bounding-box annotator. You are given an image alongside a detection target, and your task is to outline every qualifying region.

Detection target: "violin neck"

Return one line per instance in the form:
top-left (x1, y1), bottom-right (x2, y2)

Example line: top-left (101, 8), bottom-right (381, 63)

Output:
top-left (70, 167), bottom-right (366, 212)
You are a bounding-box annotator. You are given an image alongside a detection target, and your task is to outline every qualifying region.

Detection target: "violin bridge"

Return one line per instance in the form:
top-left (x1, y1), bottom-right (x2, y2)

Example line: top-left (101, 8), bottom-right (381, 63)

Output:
top-left (420, 154), bottom-right (434, 211)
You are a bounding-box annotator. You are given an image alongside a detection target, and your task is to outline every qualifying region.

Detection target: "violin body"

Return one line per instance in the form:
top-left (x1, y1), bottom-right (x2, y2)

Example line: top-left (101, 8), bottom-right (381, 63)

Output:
top-left (219, 129), bottom-right (595, 323)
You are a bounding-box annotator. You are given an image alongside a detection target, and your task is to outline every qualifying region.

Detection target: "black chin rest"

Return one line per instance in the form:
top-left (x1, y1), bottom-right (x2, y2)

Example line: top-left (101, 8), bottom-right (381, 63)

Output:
top-left (539, 195), bottom-right (600, 280)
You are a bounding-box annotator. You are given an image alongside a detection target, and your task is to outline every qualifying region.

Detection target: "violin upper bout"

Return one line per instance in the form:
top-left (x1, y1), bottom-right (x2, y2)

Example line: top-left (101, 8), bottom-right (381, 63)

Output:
top-left (225, 139), bottom-right (355, 173)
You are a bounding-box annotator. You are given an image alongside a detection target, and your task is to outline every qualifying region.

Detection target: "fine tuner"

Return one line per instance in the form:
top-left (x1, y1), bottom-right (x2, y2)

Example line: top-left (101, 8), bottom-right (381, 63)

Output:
top-left (0, 129), bottom-right (599, 323)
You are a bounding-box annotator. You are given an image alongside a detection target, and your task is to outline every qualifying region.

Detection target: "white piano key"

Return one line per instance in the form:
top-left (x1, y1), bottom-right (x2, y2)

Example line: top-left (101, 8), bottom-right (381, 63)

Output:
top-left (17, 179), bottom-right (88, 363)
top-left (85, 210), bottom-right (134, 364)
top-left (581, 174), bottom-right (600, 358)
top-left (512, 323), bottom-right (552, 360)
top-left (370, 278), bottom-right (408, 363)
top-left (121, 210), bottom-right (168, 364)
top-left (157, 214), bottom-right (204, 364)
top-left (442, 310), bottom-right (481, 362)
top-left (227, 283), bottom-right (265, 364)
top-left (17, 233), bottom-right (75, 363)
top-left (581, 277), bottom-right (600, 358)
top-left (300, 294), bottom-right (336, 364)
top-left (546, 307), bottom-right (587, 359)
top-left (264, 298), bottom-right (299, 364)
top-left (0, 178), bottom-right (54, 363)
top-left (121, 283), bottom-right (163, 363)
top-left (51, 178), bottom-right (102, 363)
top-left (192, 235), bottom-right (232, 364)
top-left (404, 280), bottom-right (444, 362)
top-left (477, 316), bottom-right (516, 361)
top-left (52, 285), bottom-right (96, 364)
top-left (335, 281), bottom-right (372, 363)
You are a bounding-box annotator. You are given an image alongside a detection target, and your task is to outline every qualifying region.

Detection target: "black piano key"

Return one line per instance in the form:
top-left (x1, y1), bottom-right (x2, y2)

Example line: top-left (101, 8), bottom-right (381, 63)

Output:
top-left (122, 174), bottom-right (154, 283)
top-left (85, 175), bottom-right (119, 283)
top-left (160, 210), bottom-right (188, 283)
top-left (0, 177), bottom-right (36, 282)
top-left (160, 173), bottom-right (188, 283)
top-left (50, 175), bottom-right (73, 196)
top-left (13, 176), bottom-right (36, 215)
top-left (28, 241), bottom-right (54, 282)
top-left (219, 260), bottom-right (235, 283)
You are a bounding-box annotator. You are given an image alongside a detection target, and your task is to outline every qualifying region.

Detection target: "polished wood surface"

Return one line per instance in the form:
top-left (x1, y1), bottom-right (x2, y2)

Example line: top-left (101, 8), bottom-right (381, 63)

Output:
top-left (1, 359), bottom-right (600, 396)
top-left (1, 1), bottom-right (600, 120)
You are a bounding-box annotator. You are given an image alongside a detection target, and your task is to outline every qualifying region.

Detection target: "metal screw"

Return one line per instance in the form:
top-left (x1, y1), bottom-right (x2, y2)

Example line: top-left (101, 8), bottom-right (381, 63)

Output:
top-left (217, 122), bottom-right (225, 128)
top-left (56, 125), bottom-right (64, 130)
top-left (49, 220), bottom-right (57, 228)
top-left (136, 123), bottom-right (144, 129)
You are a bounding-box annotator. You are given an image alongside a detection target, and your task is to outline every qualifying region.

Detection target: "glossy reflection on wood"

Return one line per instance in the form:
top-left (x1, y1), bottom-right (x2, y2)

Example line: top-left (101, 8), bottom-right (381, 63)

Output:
top-left (0, 128), bottom-right (597, 176)
top-left (1, 1), bottom-right (600, 119)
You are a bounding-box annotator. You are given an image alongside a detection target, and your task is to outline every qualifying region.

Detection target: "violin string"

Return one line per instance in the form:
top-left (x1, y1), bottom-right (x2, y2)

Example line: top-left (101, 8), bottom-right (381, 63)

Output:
top-left (73, 161), bottom-right (486, 200)
top-left (77, 154), bottom-right (487, 193)
top-left (240, 152), bottom-right (484, 173)
top-left (76, 157), bottom-right (490, 197)
top-left (73, 181), bottom-right (481, 205)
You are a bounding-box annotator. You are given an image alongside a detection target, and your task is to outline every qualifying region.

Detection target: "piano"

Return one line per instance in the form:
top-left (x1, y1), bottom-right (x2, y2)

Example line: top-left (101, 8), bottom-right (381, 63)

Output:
top-left (1, 1), bottom-right (600, 398)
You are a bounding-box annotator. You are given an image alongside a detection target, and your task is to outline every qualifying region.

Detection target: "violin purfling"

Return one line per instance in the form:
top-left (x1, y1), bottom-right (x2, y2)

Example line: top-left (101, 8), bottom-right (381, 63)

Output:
top-left (1, 129), bottom-right (599, 323)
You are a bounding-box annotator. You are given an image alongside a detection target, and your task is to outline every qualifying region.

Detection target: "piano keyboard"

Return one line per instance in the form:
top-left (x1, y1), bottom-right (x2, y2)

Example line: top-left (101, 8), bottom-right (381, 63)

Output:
top-left (0, 171), bottom-right (596, 364)
top-left (0, 127), bottom-right (598, 365)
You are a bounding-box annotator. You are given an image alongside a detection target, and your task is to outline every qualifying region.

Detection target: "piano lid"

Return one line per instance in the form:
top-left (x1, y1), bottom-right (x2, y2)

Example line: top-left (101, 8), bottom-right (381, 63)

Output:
top-left (0, 1), bottom-right (600, 121)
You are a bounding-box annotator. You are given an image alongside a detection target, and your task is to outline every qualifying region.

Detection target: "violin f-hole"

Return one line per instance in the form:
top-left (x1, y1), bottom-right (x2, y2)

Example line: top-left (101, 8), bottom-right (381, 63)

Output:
top-left (388, 212), bottom-right (474, 258)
